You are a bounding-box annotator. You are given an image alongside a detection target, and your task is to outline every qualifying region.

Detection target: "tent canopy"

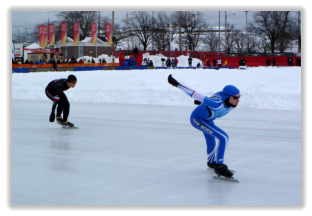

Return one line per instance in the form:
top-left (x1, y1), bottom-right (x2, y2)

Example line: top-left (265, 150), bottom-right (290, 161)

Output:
top-left (24, 43), bottom-right (42, 50)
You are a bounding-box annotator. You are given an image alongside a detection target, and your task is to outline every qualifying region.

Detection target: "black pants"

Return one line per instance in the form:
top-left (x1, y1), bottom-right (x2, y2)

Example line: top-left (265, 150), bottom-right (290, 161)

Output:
top-left (45, 88), bottom-right (70, 121)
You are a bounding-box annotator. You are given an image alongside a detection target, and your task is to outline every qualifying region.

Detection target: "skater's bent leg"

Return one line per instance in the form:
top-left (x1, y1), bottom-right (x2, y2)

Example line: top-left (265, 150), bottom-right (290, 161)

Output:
top-left (203, 133), bottom-right (217, 163)
top-left (191, 115), bottom-right (229, 164)
top-left (59, 93), bottom-right (69, 121)
top-left (201, 121), bottom-right (229, 164)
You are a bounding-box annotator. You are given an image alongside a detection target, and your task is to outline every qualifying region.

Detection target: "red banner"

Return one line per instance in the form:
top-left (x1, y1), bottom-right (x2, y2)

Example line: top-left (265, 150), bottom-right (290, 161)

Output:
top-left (74, 22), bottom-right (80, 45)
top-left (91, 22), bottom-right (97, 45)
top-left (39, 26), bottom-right (44, 47)
top-left (106, 23), bottom-right (112, 46)
top-left (48, 24), bottom-right (55, 47)
top-left (43, 26), bottom-right (48, 47)
top-left (61, 23), bottom-right (67, 45)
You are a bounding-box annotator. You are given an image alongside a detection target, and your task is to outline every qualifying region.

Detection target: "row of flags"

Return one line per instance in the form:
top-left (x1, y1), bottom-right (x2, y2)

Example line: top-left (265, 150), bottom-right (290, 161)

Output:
top-left (38, 23), bottom-right (112, 47)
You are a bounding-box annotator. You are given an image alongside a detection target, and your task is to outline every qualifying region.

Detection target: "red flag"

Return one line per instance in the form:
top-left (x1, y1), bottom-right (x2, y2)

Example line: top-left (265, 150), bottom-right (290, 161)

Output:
top-left (48, 24), bottom-right (55, 46)
top-left (39, 26), bottom-right (44, 47)
top-left (74, 22), bottom-right (80, 45)
top-left (43, 26), bottom-right (48, 47)
top-left (61, 23), bottom-right (67, 45)
top-left (106, 23), bottom-right (112, 46)
top-left (91, 22), bottom-right (97, 45)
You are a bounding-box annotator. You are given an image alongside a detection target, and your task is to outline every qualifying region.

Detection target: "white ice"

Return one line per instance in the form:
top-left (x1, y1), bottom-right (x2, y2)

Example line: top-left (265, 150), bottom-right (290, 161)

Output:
top-left (11, 65), bottom-right (302, 206)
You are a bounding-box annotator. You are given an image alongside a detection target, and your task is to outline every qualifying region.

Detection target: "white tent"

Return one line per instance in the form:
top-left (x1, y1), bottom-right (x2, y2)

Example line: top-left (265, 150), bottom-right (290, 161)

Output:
top-left (23, 43), bottom-right (42, 50)
top-left (23, 43), bottom-right (44, 62)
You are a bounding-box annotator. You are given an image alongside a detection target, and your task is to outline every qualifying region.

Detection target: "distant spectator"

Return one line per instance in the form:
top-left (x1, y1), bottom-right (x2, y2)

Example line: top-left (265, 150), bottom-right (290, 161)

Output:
top-left (197, 62), bottom-right (201, 68)
top-left (71, 56), bottom-right (76, 64)
top-left (91, 58), bottom-right (95, 63)
top-left (133, 46), bottom-right (138, 58)
top-left (161, 58), bottom-right (166, 66)
top-left (217, 58), bottom-right (222, 67)
top-left (266, 57), bottom-right (271, 66)
top-left (149, 60), bottom-right (153, 66)
top-left (188, 56), bottom-right (193, 67)
top-left (287, 56), bottom-right (293, 66)
top-left (79, 59), bottom-right (84, 64)
top-left (206, 58), bottom-right (211, 67)
top-left (239, 57), bottom-right (246, 66)
top-left (52, 59), bottom-right (57, 72)
top-left (166, 57), bottom-right (172, 67)
top-left (213, 58), bottom-right (217, 67)
top-left (102, 58), bottom-right (106, 64)
top-left (172, 58), bottom-right (176, 68)
top-left (272, 57), bottom-right (276, 66)
top-left (123, 59), bottom-right (128, 66)
top-left (242, 57), bottom-right (246, 66)
top-left (142, 58), bottom-right (148, 66)
top-left (99, 59), bottom-right (102, 64)
top-left (296, 57), bottom-right (301, 66)
top-left (175, 57), bottom-right (178, 67)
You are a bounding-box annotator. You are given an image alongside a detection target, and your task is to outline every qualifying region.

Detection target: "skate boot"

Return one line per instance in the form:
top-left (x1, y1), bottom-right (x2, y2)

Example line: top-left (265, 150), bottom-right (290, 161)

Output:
top-left (214, 164), bottom-right (233, 178)
top-left (56, 117), bottom-right (65, 125)
top-left (207, 158), bottom-right (216, 169)
top-left (64, 121), bottom-right (74, 127)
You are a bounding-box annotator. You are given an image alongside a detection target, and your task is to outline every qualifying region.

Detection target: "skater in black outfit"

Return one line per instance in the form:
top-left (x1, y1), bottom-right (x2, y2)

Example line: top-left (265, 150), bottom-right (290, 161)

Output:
top-left (45, 74), bottom-right (77, 127)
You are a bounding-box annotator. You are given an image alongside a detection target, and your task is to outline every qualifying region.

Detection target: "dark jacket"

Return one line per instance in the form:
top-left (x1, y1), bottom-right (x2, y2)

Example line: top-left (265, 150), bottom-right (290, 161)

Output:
top-left (46, 78), bottom-right (70, 97)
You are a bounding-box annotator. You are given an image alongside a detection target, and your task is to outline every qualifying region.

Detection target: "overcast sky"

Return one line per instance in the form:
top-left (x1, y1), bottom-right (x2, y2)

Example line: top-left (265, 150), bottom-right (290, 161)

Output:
top-left (12, 10), bottom-right (257, 35)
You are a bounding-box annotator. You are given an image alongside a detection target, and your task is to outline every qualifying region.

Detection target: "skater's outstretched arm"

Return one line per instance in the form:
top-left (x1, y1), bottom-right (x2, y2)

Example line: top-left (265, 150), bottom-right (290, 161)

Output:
top-left (168, 75), bottom-right (222, 109)
top-left (168, 74), bottom-right (205, 102)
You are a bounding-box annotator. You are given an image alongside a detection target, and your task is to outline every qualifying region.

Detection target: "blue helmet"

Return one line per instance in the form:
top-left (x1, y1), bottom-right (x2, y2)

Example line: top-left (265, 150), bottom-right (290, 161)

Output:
top-left (221, 85), bottom-right (240, 101)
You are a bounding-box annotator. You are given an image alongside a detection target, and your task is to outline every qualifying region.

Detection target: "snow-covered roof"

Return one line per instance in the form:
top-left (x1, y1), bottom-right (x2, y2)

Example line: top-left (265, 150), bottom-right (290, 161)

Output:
top-left (24, 43), bottom-right (42, 50)
top-left (80, 37), bottom-right (106, 44)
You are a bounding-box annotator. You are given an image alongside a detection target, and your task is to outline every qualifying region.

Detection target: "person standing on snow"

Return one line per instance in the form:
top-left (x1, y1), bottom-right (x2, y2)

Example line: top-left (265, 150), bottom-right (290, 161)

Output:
top-left (45, 74), bottom-right (77, 127)
top-left (167, 74), bottom-right (240, 178)
top-left (188, 56), bottom-right (193, 67)
top-left (217, 57), bottom-right (222, 67)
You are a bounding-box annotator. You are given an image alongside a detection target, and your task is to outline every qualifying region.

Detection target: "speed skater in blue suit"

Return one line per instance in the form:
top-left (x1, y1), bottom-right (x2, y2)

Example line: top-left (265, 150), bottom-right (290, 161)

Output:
top-left (168, 74), bottom-right (241, 178)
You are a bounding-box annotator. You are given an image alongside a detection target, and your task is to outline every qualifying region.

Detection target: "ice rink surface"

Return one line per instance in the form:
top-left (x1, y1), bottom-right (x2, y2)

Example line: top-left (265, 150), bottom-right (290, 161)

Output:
top-left (11, 99), bottom-right (301, 205)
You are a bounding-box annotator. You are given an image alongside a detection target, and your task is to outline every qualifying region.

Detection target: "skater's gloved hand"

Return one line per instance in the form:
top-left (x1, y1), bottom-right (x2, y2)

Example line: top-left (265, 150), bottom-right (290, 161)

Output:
top-left (49, 112), bottom-right (55, 122)
top-left (168, 74), bottom-right (179, 87)
top-left (53, 96), bottom-right (60, 101)
top-left (194, 100), bottom-right (202, 105)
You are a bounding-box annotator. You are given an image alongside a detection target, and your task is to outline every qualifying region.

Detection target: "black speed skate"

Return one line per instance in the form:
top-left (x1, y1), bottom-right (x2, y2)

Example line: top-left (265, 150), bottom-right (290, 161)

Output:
top-left (207, 158), bottom-right (216, 169)
top-left (64, 121), bottom-right (74, 127)
top-left (56, 117), bottom-right (65, 125)
top-left (214, 164), bottom-right (233, 178)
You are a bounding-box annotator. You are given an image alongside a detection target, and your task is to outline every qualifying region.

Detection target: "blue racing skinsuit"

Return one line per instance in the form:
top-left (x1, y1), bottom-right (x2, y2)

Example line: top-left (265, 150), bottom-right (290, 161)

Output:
top-left (177, 83), bottom-right (239, 165)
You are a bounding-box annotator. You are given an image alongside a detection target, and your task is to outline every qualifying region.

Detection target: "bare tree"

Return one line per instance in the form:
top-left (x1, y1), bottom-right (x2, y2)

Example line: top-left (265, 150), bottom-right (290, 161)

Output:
top-left (201, 31), bottom-right (219, 52)
top-left (225, 23), bottom-right (236, 53)
top-left (251, 11), bottom-right (295, 53)
top-left (171, 11), bottom-right (207, 51)
top-left (276, 11), bottom-right (296, 53)
top-left (122, 11), bottom-right (155, 51)
top-left (152, 12), bottom-right (174, 50)
top-left (232, 29), bottom-right (247, 53)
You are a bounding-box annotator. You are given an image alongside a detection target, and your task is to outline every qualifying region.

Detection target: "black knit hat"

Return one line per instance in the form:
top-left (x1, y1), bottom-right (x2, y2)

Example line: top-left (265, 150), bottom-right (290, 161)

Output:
top-left (67, 74), bottom-right (77, 82)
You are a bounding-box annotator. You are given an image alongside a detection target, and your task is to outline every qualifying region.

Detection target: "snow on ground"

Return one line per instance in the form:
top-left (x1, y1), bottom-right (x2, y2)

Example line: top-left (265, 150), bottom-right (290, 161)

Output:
top-left (12, 66), bottom-right (301, 111)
